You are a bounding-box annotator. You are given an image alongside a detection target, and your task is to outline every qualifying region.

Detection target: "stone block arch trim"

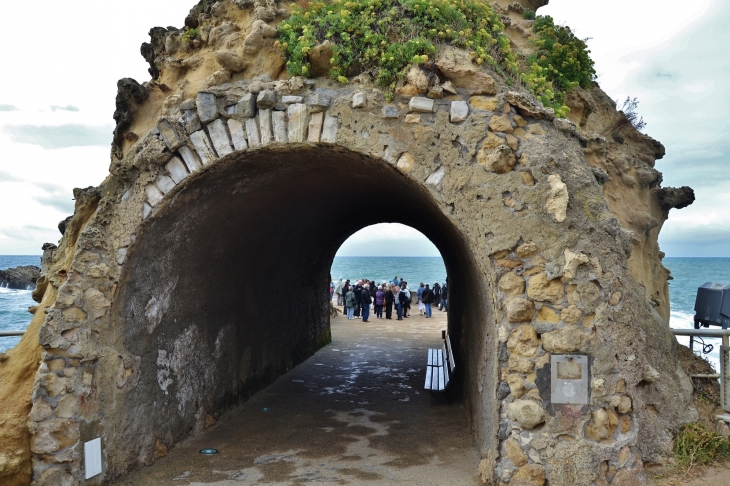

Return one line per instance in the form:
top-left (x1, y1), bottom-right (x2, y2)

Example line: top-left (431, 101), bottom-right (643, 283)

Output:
top-left (28, 78), bottom-right (697, 485)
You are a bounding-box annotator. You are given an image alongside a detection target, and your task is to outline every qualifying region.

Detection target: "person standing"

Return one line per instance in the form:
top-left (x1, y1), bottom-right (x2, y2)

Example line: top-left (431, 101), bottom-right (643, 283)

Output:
top-left (440, 281), bottom-right (448, 311)
top-left (392, 276), bottom-right (399, 286)
top-left (394, 285), bottom-right (403, 320)
top-left (422, 284), bottom-right (434, 318)
top-left (341, 280), bottom-right (351, 310)
top-left (401, 281), bottom-right (411, 318)
top-left (354, 281), bottom-right (363, 318)
top-left (375, 285), bottom-right (385, 318)
top-left (335, 277), bottom-right (344, 306)
top-left (345, 286), bottom-right (357, 319)
top-left (417, 282), bottom-right (425, 315)
top-left (385, 284), bottom-right (394, 319)
top-left (361, 283), bottom-right (372, 322)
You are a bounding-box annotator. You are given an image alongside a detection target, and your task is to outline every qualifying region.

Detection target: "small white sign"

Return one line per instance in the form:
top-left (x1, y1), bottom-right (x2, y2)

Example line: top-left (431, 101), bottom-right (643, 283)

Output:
top-left (84, 437), bottom-right (102, 479)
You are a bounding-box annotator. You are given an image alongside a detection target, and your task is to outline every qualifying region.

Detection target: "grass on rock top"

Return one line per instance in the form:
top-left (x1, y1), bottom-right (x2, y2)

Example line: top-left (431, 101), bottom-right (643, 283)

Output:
top-left (278, 0), bottom-right (596, 115)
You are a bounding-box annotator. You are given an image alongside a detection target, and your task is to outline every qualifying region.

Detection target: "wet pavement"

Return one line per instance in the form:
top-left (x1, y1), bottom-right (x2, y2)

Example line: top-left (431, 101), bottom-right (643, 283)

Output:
top-left (112, 309), bottom-right (480, 485)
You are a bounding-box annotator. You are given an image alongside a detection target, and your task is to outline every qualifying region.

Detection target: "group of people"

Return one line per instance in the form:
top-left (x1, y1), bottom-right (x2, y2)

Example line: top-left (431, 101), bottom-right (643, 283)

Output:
top-left (331, 276), bottom-right (448, 322)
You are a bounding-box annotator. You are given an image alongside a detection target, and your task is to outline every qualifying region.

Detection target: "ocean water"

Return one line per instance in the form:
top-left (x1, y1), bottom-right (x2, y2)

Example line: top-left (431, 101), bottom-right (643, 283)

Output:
top-left (330, 256), bottom-right (448, 288)
top-left (0, 255), bottom-right (41, 352)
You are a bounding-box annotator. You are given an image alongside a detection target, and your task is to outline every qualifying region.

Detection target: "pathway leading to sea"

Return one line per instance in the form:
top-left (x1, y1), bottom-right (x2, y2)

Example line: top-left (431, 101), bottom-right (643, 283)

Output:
top-left (112, 309), bottom-right (481, 485)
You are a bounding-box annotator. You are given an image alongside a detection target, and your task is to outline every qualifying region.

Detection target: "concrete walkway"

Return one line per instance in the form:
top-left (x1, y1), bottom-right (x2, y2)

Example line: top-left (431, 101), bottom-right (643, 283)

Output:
top-left (112, 310), bottom-right (480, 485)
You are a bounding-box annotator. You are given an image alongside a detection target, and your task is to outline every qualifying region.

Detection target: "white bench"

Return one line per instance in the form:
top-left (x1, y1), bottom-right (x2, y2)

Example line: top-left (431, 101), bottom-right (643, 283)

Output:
top-left (425, 334), bottom-right (456, 391)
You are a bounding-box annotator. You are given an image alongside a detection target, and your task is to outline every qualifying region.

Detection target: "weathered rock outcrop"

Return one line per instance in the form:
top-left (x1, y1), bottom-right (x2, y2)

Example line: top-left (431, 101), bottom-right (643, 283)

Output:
top-left (0, 1), bottom-right (699, 485)
top-left (0, 266), bottom-right (40, 290)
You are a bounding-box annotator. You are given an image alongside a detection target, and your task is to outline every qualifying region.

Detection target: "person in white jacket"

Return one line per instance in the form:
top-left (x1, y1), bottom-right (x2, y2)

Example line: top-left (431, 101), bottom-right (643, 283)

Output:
top-left (334, 277), bottom-right (344, 305)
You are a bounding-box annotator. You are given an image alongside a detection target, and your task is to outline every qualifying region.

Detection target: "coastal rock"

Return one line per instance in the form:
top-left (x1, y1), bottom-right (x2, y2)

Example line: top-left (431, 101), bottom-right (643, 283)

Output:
top-left (0, 266), bottom-right (40, 290)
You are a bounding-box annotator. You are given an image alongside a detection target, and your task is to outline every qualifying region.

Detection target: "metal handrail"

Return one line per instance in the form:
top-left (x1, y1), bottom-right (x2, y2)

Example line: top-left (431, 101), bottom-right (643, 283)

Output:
top-left (0, 331), bottom-right (26, 337)
top-left (671, 328), bottom-right (730, 413)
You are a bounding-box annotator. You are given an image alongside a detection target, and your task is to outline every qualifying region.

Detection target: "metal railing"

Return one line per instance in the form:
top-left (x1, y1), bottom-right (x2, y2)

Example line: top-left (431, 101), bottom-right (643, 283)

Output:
top-left (0, 330), bottom-right (26, 337)
top-left (672, 328), bottom-right (730, 413)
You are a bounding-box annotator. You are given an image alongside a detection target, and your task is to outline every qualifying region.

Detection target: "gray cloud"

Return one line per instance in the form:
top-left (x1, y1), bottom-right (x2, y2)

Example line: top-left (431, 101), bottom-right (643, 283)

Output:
top-left (33, 183), bottom-right (75, 214)
top-left (50, 105), bottom-right (79, 112)
top-left (0, 171), bottom-right (22, 182)
top-left (3, 124), bottom-right (113, 149)
top-left (0, 225), bottom-right (56, 243)
top-left (659, 224), bottom-right (730, 257)
top-left (0, 104), bottom-right (17, 111)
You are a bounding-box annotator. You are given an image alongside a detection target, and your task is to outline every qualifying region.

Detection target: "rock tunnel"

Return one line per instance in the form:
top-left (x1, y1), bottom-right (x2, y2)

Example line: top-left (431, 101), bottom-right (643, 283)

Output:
top-left (3, 0), bottom-right (701, 484)
top-left (112, 145), bottom-right (493, 470)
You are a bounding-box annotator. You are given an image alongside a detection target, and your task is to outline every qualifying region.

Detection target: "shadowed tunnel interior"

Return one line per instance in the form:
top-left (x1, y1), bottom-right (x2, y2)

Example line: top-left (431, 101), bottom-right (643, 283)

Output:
top-left (110, 145), bottom-right (492, 469)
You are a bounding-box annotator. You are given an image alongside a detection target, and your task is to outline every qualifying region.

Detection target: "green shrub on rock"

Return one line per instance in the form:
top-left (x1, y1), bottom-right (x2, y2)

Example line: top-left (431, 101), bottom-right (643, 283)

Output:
top-left (278, 0), bottom-right (517, 95)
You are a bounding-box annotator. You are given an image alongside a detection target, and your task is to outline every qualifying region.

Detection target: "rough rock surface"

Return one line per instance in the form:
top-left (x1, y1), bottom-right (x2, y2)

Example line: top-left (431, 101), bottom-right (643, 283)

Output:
top-left (0, 1), bottom-right (701, 485)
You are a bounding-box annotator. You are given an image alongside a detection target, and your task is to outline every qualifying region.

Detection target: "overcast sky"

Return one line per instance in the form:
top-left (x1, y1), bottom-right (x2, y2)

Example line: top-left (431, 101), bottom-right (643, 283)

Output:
top-left (0, 1), bottom-right (726, 257)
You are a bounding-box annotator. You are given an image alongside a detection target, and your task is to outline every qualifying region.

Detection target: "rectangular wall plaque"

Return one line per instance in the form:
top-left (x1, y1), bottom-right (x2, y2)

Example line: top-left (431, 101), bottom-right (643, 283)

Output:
top-left (551, 355), bottom-right (589, 405)
top-left (84, 437), bottom-right (102, 479)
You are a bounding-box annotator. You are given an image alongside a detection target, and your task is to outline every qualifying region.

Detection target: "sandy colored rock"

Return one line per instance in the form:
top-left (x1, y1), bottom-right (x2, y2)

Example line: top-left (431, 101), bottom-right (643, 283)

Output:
top-left (489, 114), bottom-right (514, 133)
top-left (536, 306), bottom-right (560, 324)
top-left (515, 242), bottom-right (539, 258)
top-left (619, 414), bottom-right (631, 433)
top-left (507, 374), bottom-right (528, 399)
top-left (528, 123), bottom-right (547, 135)
top-left (499, 272), bottom-right (525, 295)
top-left (478, 145), bottom-right (516, 174)
top-left (527, 274), bottom-right (564, 304)
top-left (510, 400), bottom-right (545, 429)
top-left (541, 326), bottom-right (592, 354)
top-left (504, 299), bottom-right (535, 324)
top-left (308, 40), bottom-right (334, 77)
top-left (546, 174), bottom-right (569, 223)
top-left (469, 96), bottom-right (499, 111)
top-left (505, 438), bottom-right (528, 467)
top-left (609, 291), bottom-right (622, 306)
top-left (509, 354), bottom-right (535, 374)
top-left (617, 395), bottom-right (632, 413)
top-left (435, 47), bottom-right (497, 95)
top-left (521, 171), bottom-right (536, 186)
top-left (507, 325), bottom-right (540, 357)
top-left (585, 408), bottom-right (618, 441)
top-left (480, 132), bottom-right (506, 151)
top-left (561, 305), bottom-right (583, 325)
top-left (563, 248), bottom-right (590, 280)
top-left (396, 153), bottom-right (415, 173)
top-left (511, 464), bottom-right (546, 486)
top-left (506, 133), bottom-right (520, 151)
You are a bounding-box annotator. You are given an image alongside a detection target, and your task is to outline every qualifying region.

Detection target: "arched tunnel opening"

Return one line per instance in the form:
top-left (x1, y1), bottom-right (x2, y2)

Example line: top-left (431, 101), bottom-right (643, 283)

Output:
top-left (110, 145), bottom-right (495, 474)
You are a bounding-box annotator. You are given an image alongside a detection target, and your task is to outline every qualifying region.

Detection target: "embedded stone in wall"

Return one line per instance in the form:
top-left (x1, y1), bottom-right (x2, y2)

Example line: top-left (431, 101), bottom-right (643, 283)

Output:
top-left (245, 118), bottom-right (261, 147)
top-left (352, 92), bottom-right (366, 109)
top-left (165, 157), bottom-right (189, 184)
top-left (450, 101), bottom-right (469, 123)
top-left (511, 464), bottom-right (546, 486)
top-left (238, 92), bottom-right (257, 118)
top-left (157, 119), bottom-right (185, 150)
top-left (469, 95), bottom-right (499, 111)
top-left (547, 174), bottom-right (569, 223)
top-left (507, 324), bottom-right (540, 357)
top-left (308, 112), bottom-right (324, 143)
top-left (396, 153), bottom-right (415, 174)
top-left (178, 146), bottom-right (203, 172)
top-left (190, 130), bottom-right (218, 164)
top-left (307, 93), bottom-right (331, 113)
top-left (272, 111), bottom-right (288, 143)
top-left (425, 166), bottom-right (446, 187)
top-left (563, 249), bottom-right (590, 280)
top-left (321, 113), bottom-right (338, 143)
top-left (207, 119), bottom-right (234, 157)
top-left (527, 274), bottom-right (564, 304)
top-left (509, 399), bottom-right (545, 429)
top-left (287, 103), bottom-right (307, 142)
top-left (499, 272), bottom-right (525, 295)
top-left (504, 297), bottom-right (535, 323)
top-left (259, 109), bottom-right (274, 145)
top-left (155, 174), bottom-right (176, 195)
top-left (282, 95), bottom-right (303, 105)
top-left (408, 97), bottom-right (435, 113)
top-left (256, 90), bottom-right (277, 110)
top-left (479, 145), bottom-right (516, 174)
top-left (541, 326), bottom-right (592, 354)
top-left (227, 119), bottom-right (248, 151)
top-left (182, 110), bottom-right (201, 134)
top-left (585, 408), bottom-right (618, 441)
top-left (489, 114), bottom-right (514, 133)
top-left (145, 185), bottom-right (164, 207)
top-left (196, 92), bottom-right (219, 123)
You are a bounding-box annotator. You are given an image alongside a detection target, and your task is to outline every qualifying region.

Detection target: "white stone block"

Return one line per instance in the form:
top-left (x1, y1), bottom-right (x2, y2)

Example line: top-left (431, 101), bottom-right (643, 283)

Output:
top-left (246, 118), bottom-right (261, 147)
top-left (115, 248), bottom-right (128, 265)
top-left (321, 113), bottom-right (338, 144)
top-left (272, 111), bottom-right (288, 143)
top-left (142, 202), bottom-right (152, 220)
top-left (282, 95), bottom-right (304, 104)
top-left (408, 97), bottom-right (435, 113)
top-left (207, 119), bottom-right (233, 157)
top-left (165, 157), bottom-right (189, 184)
top-left (352, 92), bottom-right (366, 108)
top-left (308, 112), bottom-right (324, 143)
top-left (287, 103), bottom-right (308, 143)
top-left (155, 174), bottom-right (176, 195)
top-left (145, 184), bottom-right (164, 207)
top-left (450, 101), bottom-right (469, 123)
top-left (190, 130), bottom-right (218, 165)
top-left (259, 109), bottom-right (274, 146)
top-left (425, 166), bottom-right (446, 187)
top-left (227, 119), bottom-right (248, 151)
top-left (238, 92), bottom-right (256, 118)
top-left (178, 146), bottom-right (202, 173)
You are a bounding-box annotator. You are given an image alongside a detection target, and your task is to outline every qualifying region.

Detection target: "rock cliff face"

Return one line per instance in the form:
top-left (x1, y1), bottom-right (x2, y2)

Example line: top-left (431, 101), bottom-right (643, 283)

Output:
top-left (0, 1), bottom-right (698, 485)
top-left (0, 266), bottom-right (40, 290)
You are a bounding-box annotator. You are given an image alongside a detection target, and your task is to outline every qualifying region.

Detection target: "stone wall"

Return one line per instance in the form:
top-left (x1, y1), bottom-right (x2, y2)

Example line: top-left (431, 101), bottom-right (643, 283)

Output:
top-left (0, 1), bottom-right (699, 485)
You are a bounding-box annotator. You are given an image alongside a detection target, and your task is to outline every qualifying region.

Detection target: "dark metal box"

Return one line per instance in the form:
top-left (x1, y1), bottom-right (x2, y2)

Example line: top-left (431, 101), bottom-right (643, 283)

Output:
top-left (694, 282), bottom-right (730, 328)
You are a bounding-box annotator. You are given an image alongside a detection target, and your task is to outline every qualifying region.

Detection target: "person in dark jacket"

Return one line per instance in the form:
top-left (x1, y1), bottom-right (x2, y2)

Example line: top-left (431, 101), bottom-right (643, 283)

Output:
top-left (361, 284), bottom-right (372, 322)
top-left (342, 280), bottom-right (351, 310)
top-left (369, 280), bottom-right (377, 299)
top-left (354, 282), bottom-right (363, 318)
top-left (421, 284), bottom-right (434, 318)
top-left (433, 282), bottom-right (441, 307)
top-left (384, 284), bottom-right (394, 319)
top-left (375, 286), bottom-right (385, 318)
top-left (439, 281), bottom-right (448, 311)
